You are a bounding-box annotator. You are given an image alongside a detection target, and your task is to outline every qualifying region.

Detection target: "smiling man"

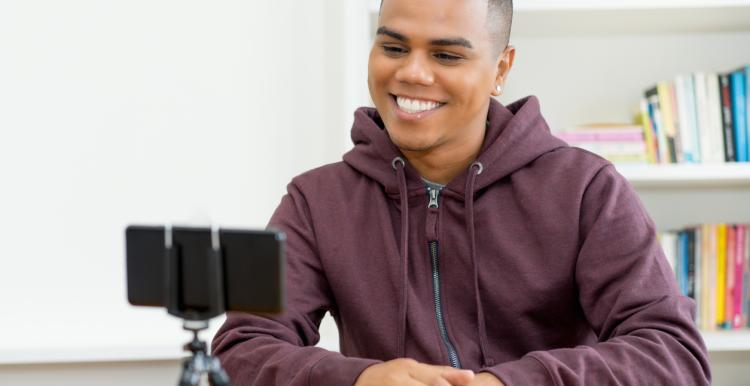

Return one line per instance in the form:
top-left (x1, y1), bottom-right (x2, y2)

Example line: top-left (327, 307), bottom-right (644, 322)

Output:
top-left (212, 1), bottom-right (711, 385)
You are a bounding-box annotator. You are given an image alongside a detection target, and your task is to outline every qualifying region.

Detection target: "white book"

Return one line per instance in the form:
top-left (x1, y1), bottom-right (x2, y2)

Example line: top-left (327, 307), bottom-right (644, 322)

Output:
top-left (685, 74), bottom-right (702, 163)
top-left (661, 231), bottom-right (678, 275)
top-left (694, 72), bottom-right (712, 164)
top-left (705, 73), bottom-right (726, 163)
top-left (675, 75), bottom-right (697, 162)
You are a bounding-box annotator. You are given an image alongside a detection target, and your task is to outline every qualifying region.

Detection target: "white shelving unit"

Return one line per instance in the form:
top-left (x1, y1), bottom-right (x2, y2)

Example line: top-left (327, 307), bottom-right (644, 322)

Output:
top-left (355, 1), bottom-right (750, 384)
top-left (616, 163), bottom-right (750, 188)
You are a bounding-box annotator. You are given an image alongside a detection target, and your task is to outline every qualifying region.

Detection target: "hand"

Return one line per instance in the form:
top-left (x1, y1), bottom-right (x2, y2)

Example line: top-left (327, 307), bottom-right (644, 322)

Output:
top-left (465, 372), bottom-right (505, 386)
top-left (354, 358), bottom-right (475, 386)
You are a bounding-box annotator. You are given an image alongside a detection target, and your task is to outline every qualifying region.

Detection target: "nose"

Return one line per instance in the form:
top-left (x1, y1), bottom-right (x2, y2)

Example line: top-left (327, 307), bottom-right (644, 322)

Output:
top-left (394, 52), bottom-right (434, 86)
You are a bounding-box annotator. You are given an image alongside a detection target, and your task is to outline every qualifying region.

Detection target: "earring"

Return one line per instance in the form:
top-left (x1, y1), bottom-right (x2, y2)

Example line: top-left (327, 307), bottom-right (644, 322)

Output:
top-left (495, 85), bottom-right (503, 94)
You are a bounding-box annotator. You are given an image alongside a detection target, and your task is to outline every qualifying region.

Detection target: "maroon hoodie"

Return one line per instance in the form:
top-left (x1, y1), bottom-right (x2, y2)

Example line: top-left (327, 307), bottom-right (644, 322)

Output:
top-left (212, 97), bottom-right (710, 386)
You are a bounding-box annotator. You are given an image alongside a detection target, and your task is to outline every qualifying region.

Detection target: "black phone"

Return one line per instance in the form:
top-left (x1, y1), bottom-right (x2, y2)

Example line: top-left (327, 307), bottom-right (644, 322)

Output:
top-left (125, 225), bottom-right (285, 315)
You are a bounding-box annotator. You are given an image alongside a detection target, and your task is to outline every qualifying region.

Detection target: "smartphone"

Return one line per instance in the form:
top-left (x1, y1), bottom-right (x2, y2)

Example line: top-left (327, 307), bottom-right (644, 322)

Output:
top-left (125, 225), bottom-right (285, 315)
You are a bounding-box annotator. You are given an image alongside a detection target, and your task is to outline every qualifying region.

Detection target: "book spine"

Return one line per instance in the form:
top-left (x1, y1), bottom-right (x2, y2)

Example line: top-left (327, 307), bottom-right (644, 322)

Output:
top-left (694, 226), bottom-right (703, 327)
top-left (708, 224), bottom-right (718, 331)
top-left (716, 224), bottom-right (727, 327)
top-left (731, 70), bottom-right (748, 162)
top-left (725, 225), bottom-right (735, 329)
top-left (686, 75), bottom-right (702, 163)
top-left (695, 72), bottom-right (713, 164)
top-left (744, 225), bottom-right (750, 328)
top-left (677, 231), bottom-right (685, 296)
top-left (640, 98), bottom-right (659, 164)
top-left (688, 229), bottom-right (696, 300)
top-left (734, 224), bottom-right (745, 328)
top-left (657, 81), bottom-right (678, 163)
top-left (646, 87), bottom-right (667, 163)
top-left (720, 73), bottom-right (737, 162)
top-left (706, 73), bottom-right (726, 163)
top-left (675, 75), bottom-right (695, 162)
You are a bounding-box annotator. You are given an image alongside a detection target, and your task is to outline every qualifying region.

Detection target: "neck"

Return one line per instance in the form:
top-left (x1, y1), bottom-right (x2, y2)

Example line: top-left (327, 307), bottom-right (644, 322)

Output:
top-left (402, 122), bottom-right (486, 186)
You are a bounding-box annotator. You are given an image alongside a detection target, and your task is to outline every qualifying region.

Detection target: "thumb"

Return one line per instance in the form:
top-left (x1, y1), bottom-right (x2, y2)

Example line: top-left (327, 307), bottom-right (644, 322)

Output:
top-left (441, 367), bottom-right (475, 385)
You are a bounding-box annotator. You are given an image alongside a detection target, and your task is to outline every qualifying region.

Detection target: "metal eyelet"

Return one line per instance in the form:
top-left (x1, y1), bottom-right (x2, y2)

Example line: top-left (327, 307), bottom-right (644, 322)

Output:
top-left (392, 157), bottom-right (405, 170)
top-left (471, 161), bottom-right (484, 175)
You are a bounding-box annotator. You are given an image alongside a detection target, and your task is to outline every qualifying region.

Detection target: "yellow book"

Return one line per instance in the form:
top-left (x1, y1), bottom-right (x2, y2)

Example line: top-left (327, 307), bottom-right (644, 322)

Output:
top-left (707, 224), bottom-right (717, 331)
top-left (716, 224), bottom-right (727, 326)
top-left (657, 81), bottom-right (678, 163)
top-left (638, 98), bottom-right (658, 164)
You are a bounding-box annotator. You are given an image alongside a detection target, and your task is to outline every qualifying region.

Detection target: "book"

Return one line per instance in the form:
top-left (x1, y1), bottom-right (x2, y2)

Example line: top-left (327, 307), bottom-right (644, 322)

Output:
top-left (717, 224), bottom-right (727, 327)
top-left (639, 98), bottom-right (659, 163)
top-left (685, 74), bottom-right (703, 163)
top-left (675, 75), bottom-right (698, 162)
top-left (694, 72), bottom-right (713, 164)
top-left (707, 224), bottom-right (718, 330)
top-left (719, 73), bottom-right (737, 162)
top-left (730, 68), bottom-right (748, 162)
top-left (646, 86), bottom-right (668, 163)
top-left (706, 73), bottom-right (727, 163)
top-left (725, 225), bottom-right (735, 329)
top-left (734, 224), bottom-right (746, 328)
top-left (688, 228), bottom-right (697, 300)
top-left (678, 231), bottom-right (690, 296)
top-left (694, 226), bottom-right (703, 328)
top-left (661, 232), bottom-right (678, 274)
top-left (657, 81), bottom-right (679, 163)
top-left (743, 226), bottom-right (750, 327)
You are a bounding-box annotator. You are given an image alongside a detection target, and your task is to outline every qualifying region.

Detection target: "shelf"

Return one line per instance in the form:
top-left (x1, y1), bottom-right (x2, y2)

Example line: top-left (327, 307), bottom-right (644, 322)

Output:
top-left (368, 0), bottom-right (750, 36)
top-left (614, 163), bottom-right (750, 188)
top-left (702, 330), bottom-right (750, 351)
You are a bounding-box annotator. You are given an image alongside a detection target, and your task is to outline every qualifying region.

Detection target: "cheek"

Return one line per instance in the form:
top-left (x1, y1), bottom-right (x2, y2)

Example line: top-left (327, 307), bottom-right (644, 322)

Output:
top-left (444, 70), bottom-right (493, 106)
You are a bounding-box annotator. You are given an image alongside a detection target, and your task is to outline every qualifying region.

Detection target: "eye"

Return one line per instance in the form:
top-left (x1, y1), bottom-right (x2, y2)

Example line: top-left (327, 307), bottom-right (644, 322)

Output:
top-left (381, 44), bottom-right (407, 56)
top-left (434, 52), bottom-right (462, 63)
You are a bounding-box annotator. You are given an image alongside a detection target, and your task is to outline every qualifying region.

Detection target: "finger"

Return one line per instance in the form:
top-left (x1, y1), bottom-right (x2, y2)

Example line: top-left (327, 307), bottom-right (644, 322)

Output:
top-left (408, 363), bottom-right (452, 386)
top-left (439, 366), bottom-right (475, 386)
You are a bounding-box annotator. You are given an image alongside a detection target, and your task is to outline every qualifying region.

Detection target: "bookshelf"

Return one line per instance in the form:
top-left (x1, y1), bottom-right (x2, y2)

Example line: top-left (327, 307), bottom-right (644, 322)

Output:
top-left (615, 163), bottom-right (750, 188)
top-left (345, 1), bottom-right (750, 382)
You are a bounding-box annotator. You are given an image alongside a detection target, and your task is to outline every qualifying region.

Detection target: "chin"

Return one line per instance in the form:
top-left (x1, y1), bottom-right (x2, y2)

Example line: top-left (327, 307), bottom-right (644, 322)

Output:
top-left (387, 129), bottom-right (438, 153)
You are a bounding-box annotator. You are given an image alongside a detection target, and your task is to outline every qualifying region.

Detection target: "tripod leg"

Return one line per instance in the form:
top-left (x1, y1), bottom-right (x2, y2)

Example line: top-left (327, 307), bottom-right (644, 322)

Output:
top-left (179, 356), bottom-right (202, 386)
top-left (207, 357), bottom-right (233, 386)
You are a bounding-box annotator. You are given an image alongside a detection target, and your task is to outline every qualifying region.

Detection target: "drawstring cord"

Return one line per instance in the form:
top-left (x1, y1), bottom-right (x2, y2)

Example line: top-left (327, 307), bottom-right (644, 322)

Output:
top-left (392, 157), bottom-right (409, 359)
top-left (465, 161), bottom-right (494, 367)
top-left (392, 157), bottom-right (493, 367)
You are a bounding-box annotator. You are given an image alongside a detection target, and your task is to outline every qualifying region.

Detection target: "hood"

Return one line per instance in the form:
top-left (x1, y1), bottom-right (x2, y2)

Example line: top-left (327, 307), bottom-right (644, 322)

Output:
top-left (342, 96), bottom-right (567, 196)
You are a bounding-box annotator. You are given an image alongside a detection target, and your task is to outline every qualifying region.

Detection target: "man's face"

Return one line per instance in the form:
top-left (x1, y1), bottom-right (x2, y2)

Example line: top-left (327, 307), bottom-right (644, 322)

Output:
top-left (368, 0), bottom-right (510, 154)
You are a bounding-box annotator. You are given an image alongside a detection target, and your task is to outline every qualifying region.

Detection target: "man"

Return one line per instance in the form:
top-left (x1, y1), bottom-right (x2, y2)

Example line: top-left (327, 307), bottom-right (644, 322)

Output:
top-left (212, 0), bottom-right (711, 385)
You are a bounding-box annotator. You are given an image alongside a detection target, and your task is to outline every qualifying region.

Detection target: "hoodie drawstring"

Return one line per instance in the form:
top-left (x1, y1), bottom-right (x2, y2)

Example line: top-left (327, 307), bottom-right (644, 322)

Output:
top-left (465, 161), bottom-right (494, 367)
top-left (392, 157), bottom-right (409, 359)
top-left (392, 157), bottom-right (494, 367)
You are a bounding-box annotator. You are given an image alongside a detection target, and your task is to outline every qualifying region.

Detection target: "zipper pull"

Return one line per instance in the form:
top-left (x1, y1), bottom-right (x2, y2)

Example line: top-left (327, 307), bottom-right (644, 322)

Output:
top-left (428, 187), bottom-right (440, 209)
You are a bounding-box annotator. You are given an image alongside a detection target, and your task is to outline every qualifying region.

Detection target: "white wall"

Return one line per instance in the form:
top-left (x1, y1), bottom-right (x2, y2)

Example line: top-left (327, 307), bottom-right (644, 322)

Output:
top-left (0, 0), bottom-right (349, 366)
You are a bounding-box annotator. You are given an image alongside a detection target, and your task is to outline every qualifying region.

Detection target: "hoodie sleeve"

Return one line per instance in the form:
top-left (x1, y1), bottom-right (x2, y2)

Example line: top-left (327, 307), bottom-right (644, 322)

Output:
top-left (211, 181), bottom-right (380, 386)
top-left (484, 164), bottom-right (711, 386)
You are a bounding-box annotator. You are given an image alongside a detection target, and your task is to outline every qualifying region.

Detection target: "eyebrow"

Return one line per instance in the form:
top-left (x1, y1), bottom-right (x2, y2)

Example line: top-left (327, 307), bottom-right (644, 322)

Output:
top-left (376, 26), bottom-right (474, 49)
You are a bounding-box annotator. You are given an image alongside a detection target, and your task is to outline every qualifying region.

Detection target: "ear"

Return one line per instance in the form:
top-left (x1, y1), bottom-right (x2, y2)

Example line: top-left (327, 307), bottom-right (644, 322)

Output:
top-left (492, 45), bottom-right (515, 96)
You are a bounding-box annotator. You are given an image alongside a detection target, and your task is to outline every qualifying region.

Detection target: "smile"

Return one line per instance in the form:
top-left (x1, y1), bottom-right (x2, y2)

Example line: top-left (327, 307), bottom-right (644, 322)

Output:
top-left (393, 95), bottom-right (445, 114)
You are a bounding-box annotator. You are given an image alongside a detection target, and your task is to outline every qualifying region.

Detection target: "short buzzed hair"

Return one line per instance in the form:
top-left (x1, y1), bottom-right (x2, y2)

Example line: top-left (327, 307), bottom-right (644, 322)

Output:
top-left (487, 0), bottom-right (513, 54)
top-left (379, 0), bottom-right (513, 56)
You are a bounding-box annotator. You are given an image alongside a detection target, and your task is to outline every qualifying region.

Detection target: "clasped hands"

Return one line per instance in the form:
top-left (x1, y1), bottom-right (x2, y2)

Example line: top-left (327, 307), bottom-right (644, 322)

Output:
top-left (354, 358), bottom-right (505, 386)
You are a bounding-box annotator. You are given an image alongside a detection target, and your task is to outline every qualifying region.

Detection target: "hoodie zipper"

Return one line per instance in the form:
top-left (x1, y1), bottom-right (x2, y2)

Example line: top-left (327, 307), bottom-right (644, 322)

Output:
top-left (426, 186), bottom-right (462, 369)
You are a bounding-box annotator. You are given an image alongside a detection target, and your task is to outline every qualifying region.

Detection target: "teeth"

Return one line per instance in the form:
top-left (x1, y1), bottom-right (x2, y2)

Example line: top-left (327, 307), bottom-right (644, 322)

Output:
top-left (396, 96), bottom-right (442, 114)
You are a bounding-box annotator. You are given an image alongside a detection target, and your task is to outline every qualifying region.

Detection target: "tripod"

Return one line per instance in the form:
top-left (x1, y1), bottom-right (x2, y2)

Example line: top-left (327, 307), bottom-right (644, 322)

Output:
top-left (179, 320), bottom-right (233, 386)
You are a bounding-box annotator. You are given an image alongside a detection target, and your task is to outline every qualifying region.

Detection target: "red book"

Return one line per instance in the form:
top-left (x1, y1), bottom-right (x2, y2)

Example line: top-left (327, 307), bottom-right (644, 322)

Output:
top-left (725, 225), bottom-right (735, 329)
top-left (733, 224), bottom-right (746, 329)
